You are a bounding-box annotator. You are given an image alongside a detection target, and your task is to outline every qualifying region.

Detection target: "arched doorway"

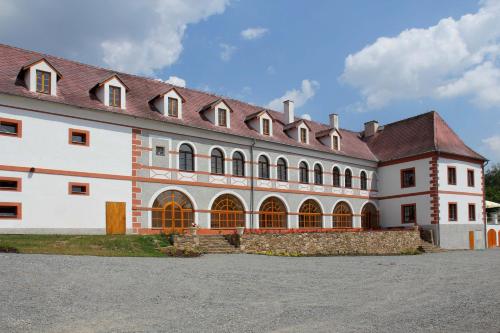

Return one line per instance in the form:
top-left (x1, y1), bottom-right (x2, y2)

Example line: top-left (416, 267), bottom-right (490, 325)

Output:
top-left (299, 199), bottom-right (322, 228)
top-left (259, 197), bottom-right (287, 229)
top-left (488, 229), bottom-right (497, 248)
top-left (332, 201), bottom-right (353, 228)
top-left (361, 203), bottom-right (379, 229)
top-left (211, 194), bottom-right (245, 229)
top-left (152, 190), bottom-right (194, 233)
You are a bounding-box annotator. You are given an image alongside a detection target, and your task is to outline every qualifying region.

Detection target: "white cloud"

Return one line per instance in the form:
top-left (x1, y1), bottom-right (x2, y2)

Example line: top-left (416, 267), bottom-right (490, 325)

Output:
top-left (267, 79), bottom-right (320, 111)
top-left (483, 135), bottom-right (500, 159)
top-left (0, 0), bottom-right (229, 76)
top-left (220, 43), bottom-right (237, 61)
top-left (241, 27), bottom-right (268, 40)
top-left (266, 65), bottom-right (276, 75)
top-left (300, 114), bottom-right (312, 121)
top-left (157, 76), bottom-right (186, 87)
top-left (341, 0), bottom-right (500, 109)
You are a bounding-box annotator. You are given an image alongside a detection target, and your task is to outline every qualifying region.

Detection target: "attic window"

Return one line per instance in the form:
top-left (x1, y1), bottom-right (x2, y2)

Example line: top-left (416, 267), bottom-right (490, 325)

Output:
top-left (168, 97), bottom-right (179, 117)
top-left (333, 135), bottom-right (339, 150)
top-left (263, 118), bottom-right (270, 136)
top-left (36, 70), bottom-right (51, 94)
top-left (300, 128), bottom-right (307, 143)
top-left (218, 108), bottom-right (227, 127)
top-left (109, 86), bottom-right (121, 107)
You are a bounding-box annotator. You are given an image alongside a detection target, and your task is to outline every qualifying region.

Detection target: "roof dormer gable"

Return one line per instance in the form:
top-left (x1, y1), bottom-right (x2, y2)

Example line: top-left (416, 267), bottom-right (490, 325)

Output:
top-left (245, 110), bottom-right (273, 136)
top-left (199, 99), bottom-right (233, 128)
top-left (316, 128), bottom-right (341, 150)
top-left (21, 58), bottom-right (62, 96)
top-left (91, 74), bottom-right (128, 109)
top-left (284, 119), bottom-right (311, 144)
top-left (150, 87), bottom-right (185, 118)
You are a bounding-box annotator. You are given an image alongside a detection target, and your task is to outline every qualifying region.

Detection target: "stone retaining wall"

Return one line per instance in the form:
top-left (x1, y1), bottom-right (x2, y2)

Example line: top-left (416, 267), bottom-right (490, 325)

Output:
top-left (240, 229), bottom-right (421, 255)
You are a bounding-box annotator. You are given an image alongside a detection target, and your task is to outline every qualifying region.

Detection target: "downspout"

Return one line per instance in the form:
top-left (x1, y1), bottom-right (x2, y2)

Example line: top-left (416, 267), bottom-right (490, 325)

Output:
top-left (250, 138), bottom-right (256, 229)
top-left (483, 160), bottom-right (489, 249)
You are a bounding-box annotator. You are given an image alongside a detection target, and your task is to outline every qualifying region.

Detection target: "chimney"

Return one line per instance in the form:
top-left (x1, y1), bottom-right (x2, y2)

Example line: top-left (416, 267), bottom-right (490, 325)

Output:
top-left (364, 120), bottom-right (379, 137)
top-left (329, 113), bottom-right (339, 130)
top-left (283, 100), bottom-right (294, 124)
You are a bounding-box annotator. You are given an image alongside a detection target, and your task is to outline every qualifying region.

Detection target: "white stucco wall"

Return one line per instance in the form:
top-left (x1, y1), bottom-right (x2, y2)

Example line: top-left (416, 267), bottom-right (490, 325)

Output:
top-left (377, 158), bottom-right (431, 196)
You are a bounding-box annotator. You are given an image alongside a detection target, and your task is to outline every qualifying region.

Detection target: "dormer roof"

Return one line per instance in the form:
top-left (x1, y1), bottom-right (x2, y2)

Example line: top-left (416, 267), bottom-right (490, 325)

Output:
top-left (316, 127), bottom-right (342, 139)
top-left (244, 109), bottom-right (273, 122)
top-left (283, 119), bottom-right (312, 131)
top-left (21, 57), bottom-right (63, 79)
top-left (199, 98), bottom-right (234, 114)
top-left (91, 73), bottom-right (129, 92)
top-left (150, 87), bottom-right (186, 103)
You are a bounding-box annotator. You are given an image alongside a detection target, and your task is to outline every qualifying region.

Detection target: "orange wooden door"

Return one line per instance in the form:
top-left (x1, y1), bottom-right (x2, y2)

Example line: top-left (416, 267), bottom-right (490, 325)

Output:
top-left (469, 231), bottom-right (475, 250)
top-left (487, 229), bottom-right (497, 248)
top-left (106, 202), bottom-right (126, 235)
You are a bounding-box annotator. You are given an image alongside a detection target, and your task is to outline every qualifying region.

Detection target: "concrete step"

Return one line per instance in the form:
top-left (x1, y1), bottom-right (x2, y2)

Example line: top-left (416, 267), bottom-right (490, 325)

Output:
top-left (418, 241), bottom-right (446, 253)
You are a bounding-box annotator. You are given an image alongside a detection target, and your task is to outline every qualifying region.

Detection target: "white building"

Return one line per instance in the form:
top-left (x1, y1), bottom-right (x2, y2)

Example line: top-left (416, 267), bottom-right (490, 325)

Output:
top-left (0, 44), bottom-right (487, 249)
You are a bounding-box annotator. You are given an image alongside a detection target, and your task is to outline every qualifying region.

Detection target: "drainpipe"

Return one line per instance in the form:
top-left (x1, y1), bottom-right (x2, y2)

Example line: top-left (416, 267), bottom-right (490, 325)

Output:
top-left (483, 160), bottom-right (489, 249)
top-left (250, 139), bottom-right (256, 229)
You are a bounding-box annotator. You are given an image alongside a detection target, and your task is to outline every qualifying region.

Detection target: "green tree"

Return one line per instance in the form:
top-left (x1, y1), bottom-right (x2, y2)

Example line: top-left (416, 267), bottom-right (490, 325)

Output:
top-left (485, 163), bottom-right (500, 203)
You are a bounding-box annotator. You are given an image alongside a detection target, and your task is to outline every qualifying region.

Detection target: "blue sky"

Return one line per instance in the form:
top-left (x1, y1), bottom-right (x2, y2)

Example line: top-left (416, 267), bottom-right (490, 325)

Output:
top-left (1, 0), bottom-right (499, 162)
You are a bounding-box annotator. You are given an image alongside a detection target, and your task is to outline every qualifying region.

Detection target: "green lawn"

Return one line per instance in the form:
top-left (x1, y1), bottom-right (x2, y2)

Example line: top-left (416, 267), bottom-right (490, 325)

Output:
top-left (0, 234), bottom-right (170, 257)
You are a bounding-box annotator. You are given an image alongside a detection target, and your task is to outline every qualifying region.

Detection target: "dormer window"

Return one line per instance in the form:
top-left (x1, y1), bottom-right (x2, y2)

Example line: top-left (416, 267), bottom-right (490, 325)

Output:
top-left (333, 135), bottom-right (339, 150)
top-left (218, 108), bottom-right (227, 127)
top-left (263, 118), bottom-right (270, 136)
top-left (109, 86), bottom-right (121, 107)
top-left (36, 70), bottom-right (51, 94)
top-left (300, 128), bottom-right (307, 143)
top-left (168, 97), bottom-right (179, 117)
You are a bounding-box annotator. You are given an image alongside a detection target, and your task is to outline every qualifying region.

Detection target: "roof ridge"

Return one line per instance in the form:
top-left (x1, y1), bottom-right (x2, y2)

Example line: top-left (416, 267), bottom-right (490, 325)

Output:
top-left (381, 110), bottom-right (435, 128)
top-left (432, 111), bottom-right (439, 152)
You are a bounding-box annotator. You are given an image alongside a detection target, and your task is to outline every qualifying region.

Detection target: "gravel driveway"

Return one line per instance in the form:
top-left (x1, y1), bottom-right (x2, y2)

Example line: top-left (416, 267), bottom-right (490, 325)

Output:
top-left (1, 250), bottom-right (499, 333)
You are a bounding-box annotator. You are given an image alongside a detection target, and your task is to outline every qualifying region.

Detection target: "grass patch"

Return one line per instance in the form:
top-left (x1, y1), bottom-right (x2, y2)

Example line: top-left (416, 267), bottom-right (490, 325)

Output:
top-left (0, 234), bottom-right (171, 257)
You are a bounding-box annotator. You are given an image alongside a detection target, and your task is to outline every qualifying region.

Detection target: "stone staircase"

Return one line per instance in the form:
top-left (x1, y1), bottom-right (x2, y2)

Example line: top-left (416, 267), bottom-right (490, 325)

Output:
top-left (197, 235), bottom-right (240, 254)
top-left (418, 240), bottom-right (446, 253)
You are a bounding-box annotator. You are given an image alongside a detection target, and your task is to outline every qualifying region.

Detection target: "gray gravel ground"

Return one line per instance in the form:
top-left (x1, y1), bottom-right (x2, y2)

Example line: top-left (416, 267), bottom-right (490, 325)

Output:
top-left (1, 250), bottom-right (500, 333)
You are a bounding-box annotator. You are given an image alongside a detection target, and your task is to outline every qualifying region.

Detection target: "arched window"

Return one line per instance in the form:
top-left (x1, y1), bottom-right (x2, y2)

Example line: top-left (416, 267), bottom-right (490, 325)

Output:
top-left (277, 158), bottom-right (288, 182)
top-left (299, 161), bottom-right (309, 184)
top-left (232, 151), bottom-right (245, 177)
top-left (332, 201), bottom-right (353, 228)
top-left (179, 144), bottom-right (194, 171)
top-left (210, 194), bottom-right (245, 229)
top-left (344, 169), bottom-right (352, 188)
top-left (258, 155), bottom-right (270, 179)
top-left (361, 203), bottom-right (378, 229)
top-left (314, 164), bottom-right (323, 185)
top-left (211, 148), bottom-right (224, 175)
top-left (360, 171), bottom-right (367, 190)
top-left (299, 199), bottom-right (322, 228)
top-left (259, 197), bottom-right (287, 229)
top-left (152, 190), bottom-right (194, 232)
top-left (332, 167), bottom-right (340, 187)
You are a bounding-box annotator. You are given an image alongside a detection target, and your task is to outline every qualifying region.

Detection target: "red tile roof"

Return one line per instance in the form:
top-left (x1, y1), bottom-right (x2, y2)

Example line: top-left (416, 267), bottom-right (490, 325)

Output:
top-left (0, 44), bottom-right (485, 163)
top-left (364, 111), bottom-right (485, 162)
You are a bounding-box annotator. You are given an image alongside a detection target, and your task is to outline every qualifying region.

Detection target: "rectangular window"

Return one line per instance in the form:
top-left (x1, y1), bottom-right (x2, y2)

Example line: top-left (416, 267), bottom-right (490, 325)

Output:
top-left (401, 168), bottom-right (416, 188)
top-left (468, 204), bottom-right (476, 221)
top-left (155, 146), bottom-right (165, 156)
top-left (467, 169), bottom-right (475, 187)
top-left (0, 177), bottom-right (21, 191)
top-left (36, 70), bottom-right (51, 94)
top-left (0, 203), bottom-right (21, 219)
top-left (167, 97), bottom-right (178, 117)
top-left (0, 118), bottom-right (22, 137)
top-left (262, 118), bottom-right (270, 136)
top-left (300, 128), bottom-right (307, 143)
top-left (68, 183), bottom-right (89, 195)
top-left (69, 129), bottom-right (89, 146)
top-left (401, 204), bottom-right (416, 224)
top-left (333, 136), bottom-right (339, 150)
top-left (218, 108), bottom-right (227, 127)
top-left (448, 203), bottom-right (458, 221)
top-left (447, 166), bottom-right (457, 185)
top-left (109, 86), bottom-right (121, 107)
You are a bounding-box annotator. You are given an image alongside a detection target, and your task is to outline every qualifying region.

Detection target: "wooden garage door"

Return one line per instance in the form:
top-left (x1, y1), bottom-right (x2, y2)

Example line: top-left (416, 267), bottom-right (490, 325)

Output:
top-left (487, 229), bottom-right (497, 248)
top-left (106, 202), bottom-right (126, 235)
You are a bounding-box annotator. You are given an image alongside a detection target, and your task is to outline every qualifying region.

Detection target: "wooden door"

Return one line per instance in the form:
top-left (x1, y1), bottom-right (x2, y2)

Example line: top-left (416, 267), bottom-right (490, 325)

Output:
top-left (106, 202), bottom-right (126, 235)
top-left (487, 229), bottom-right (497, 248)
top-left (469, 231), bottom-right (475, 250)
